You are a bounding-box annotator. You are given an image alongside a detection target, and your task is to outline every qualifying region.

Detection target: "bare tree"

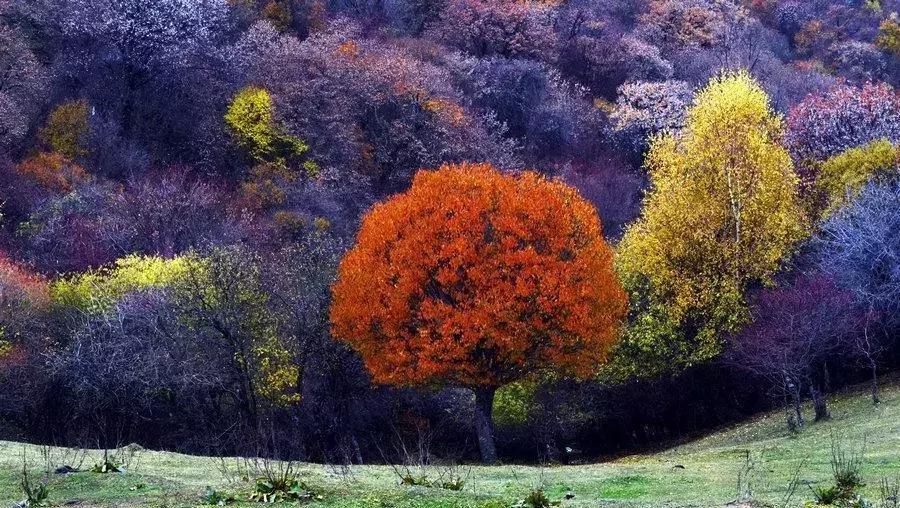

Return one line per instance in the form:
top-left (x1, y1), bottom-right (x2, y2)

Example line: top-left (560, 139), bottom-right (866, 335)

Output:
top-left (819, 182), bottom-right (900, 405)
top-left (732, 274), bottom-right (859, 428)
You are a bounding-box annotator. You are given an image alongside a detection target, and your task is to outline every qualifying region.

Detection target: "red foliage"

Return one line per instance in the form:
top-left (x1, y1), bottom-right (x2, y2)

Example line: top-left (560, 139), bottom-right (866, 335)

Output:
top-left (0, 253), bottom-right (49, 307)
top-left (330, 162), bottom-right (627, 389)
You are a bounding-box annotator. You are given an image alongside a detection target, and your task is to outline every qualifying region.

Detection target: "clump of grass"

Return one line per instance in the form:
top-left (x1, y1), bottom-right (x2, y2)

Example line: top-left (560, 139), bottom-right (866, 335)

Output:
top-left (807, 435), bottom-right (869, 507)
top-left (19, 449), bottom-right (50, 508)
top-left (513, 488), bottom-right (559, 508)
top-left (880, 476), bottom-right (900, 508)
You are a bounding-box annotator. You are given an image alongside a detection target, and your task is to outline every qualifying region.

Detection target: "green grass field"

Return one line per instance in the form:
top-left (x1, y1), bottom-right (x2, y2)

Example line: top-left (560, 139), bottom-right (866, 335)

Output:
top-left (2, 377), bottom-right (899, 508)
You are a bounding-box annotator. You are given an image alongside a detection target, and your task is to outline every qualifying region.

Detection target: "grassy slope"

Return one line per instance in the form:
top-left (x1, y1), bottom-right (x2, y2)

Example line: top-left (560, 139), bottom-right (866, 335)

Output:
top-left (1, 377), bottom-right (898, 508)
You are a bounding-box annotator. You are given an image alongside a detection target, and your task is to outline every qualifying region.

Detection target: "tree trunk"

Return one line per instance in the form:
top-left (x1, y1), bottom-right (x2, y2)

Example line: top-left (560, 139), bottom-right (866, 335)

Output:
top-left (811, 385), bottom-right (829, 421)
top-left (787, 378), bottom-right (804, 429)
top-left (870, 359), bottom-right (880, 405)
top-left (473, 387), bottom-right (498, 465)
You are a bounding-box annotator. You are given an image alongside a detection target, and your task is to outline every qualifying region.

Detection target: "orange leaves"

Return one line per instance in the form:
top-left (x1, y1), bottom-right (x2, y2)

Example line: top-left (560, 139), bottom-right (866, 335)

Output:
top-left (336, 40), bottom-right (360, 59)
top-left (330, 162), bottom-right (627, 389)
top-left (14, 152), bottom-right (88, 193)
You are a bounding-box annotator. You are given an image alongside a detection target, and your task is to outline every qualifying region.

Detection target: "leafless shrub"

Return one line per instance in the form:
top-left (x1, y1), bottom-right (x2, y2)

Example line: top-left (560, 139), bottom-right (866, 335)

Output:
top-left (39, 444), bottom-right (87, 474)
top-left (880, 476), bottom-right (900, 508)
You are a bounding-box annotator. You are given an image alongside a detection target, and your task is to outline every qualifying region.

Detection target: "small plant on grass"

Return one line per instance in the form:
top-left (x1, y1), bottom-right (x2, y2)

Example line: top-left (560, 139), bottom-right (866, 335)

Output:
top-left (20, 451), bottom-right (50, 508)
top-left (90, 456), bottom-right (122, 473)
top-left (437, 473), bottom-right (467, 491)
top-left (247, 458), bottom-right (318, 503)
top-left (512, 489), bottom-right (559, 508)
top-left (831, 437), bottom-right (865, 495)
top-left (806, 436), bottom-right (870, 507)
top-left (880, 476), bottom-right (900, 508)
top-left (249, 477), bottom-right (314, 503)
top-left (201, 486), bottom-right (236, 506)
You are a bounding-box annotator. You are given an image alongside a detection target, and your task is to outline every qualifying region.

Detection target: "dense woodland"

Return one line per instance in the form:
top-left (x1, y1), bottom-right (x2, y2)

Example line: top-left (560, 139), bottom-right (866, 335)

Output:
top-left (1, 0), bottom-right (900, 465)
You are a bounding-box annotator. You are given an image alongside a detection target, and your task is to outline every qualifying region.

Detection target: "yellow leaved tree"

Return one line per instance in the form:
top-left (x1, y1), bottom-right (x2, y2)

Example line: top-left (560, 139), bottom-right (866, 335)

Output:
top-left (613, 71), bottom-right (807, 377)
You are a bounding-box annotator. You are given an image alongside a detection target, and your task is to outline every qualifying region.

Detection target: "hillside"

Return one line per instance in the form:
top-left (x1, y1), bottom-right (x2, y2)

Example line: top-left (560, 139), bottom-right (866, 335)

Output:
top-left (1, 377), bottom-right (898, 508)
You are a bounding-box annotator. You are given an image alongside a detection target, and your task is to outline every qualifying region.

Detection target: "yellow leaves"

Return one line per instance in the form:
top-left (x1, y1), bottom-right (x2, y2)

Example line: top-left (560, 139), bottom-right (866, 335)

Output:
top-left (331, 162), bottom-right (627, 389)
top-left (39, 99), bottom-right (90, 160)
top-left (50, 255), bottom-right (201, 312)
top-left (618, 70), bottom-right (806, 363)
top-left (817, 139), bottom-right (899, 217)
top-left (876, 16), bottom-right (900, 56)
top-left (253, 340), bottom-right (302, 406)
top-left (224, 86), bottom-right (310, 170)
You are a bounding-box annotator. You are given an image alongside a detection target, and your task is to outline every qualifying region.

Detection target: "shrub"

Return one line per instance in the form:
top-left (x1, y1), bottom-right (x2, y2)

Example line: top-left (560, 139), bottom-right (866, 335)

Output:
top-left (807, 436), bottom-right (868, 507)
top-left (427, 0), bottom-right (557, 61)
top-left (611, 80), bottom-right (692, 155)
top-left (786, 83), bottom-right (900, 167)
top-left (50, 255), bottom-right (198, 313)
top-left (248, 461), bottom-right (315, 503)
top-left (876, 16), bottom-right (900, 56)
top-left (20, 463), bottom-right (49, 507)
top-left (261, 1), bottom-right (292, 32)
top-left (14, 153), bottom-right (89, 194)
top-left (225, 86), bottom-right (310, 169)
top-left (827, 41), bottom-right (886, 83)
top-left (39, 100), bottom-right (90, 160)
top-left (817, 139), bottom-right (898, 215)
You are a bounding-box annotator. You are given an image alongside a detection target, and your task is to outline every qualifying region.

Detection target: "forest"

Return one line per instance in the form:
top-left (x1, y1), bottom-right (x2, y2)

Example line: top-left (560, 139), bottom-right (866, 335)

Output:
top-left (1, 0), bottom-right (900, 497)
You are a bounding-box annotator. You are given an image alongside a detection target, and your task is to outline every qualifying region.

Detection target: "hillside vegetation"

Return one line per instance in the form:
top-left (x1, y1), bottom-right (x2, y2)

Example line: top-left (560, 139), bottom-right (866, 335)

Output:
top-left (2, 378), bottom-right (898, 508)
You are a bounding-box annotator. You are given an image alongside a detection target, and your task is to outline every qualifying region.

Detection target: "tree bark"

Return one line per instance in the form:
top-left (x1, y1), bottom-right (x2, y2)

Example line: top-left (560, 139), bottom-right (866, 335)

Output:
top-left (869, 359), bottom-right (880, 405)
top-left (810, 385), bottom-right (829, 421)
top-left (787, 377), bottom-right (803, 429)
top-left (473, 387), bottom-right (498, 465)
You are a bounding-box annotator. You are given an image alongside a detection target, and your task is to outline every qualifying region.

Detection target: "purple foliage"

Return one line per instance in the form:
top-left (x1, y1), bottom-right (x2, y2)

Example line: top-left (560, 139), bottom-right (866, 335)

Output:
top-left (786, 83), bottom-right (900, 165)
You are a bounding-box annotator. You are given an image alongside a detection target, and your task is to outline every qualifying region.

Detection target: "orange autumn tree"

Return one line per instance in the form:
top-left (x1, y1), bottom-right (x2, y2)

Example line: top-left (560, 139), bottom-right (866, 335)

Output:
top-left (330, 162), bottom-right (627, 463)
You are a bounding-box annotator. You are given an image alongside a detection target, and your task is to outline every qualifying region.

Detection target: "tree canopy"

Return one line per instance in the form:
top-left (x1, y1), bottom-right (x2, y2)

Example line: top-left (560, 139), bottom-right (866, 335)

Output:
top-left (616, 71), bottom-right (807, 374)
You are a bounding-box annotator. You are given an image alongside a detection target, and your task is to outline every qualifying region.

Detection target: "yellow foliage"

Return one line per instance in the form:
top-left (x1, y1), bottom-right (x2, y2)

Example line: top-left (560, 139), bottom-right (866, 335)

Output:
top-left (817, 139), bottom-right (898, 217)
top-left (224, 86), bottom-right (311, 171)
top-left (51, 255), bottom-right (200, 312)
top-left (877, 16), bottom-right (900, 55)
top-left (39, 99), bottom-right (90, 160)
top-left (617, 71), bottom-right (806, 365)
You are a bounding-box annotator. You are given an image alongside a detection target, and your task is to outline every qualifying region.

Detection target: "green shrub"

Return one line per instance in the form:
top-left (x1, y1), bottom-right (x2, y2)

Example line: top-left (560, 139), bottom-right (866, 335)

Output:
top-left (39, 99), bottom-right (90, 160)
top-left (90, 458), bottom-right (121, 474)
top-left (201, 486), bottom-right (236, 505)
top-left (249, 477), bottom-right (314, 503)
top-left (493, 379), bottom-right (539, 428)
